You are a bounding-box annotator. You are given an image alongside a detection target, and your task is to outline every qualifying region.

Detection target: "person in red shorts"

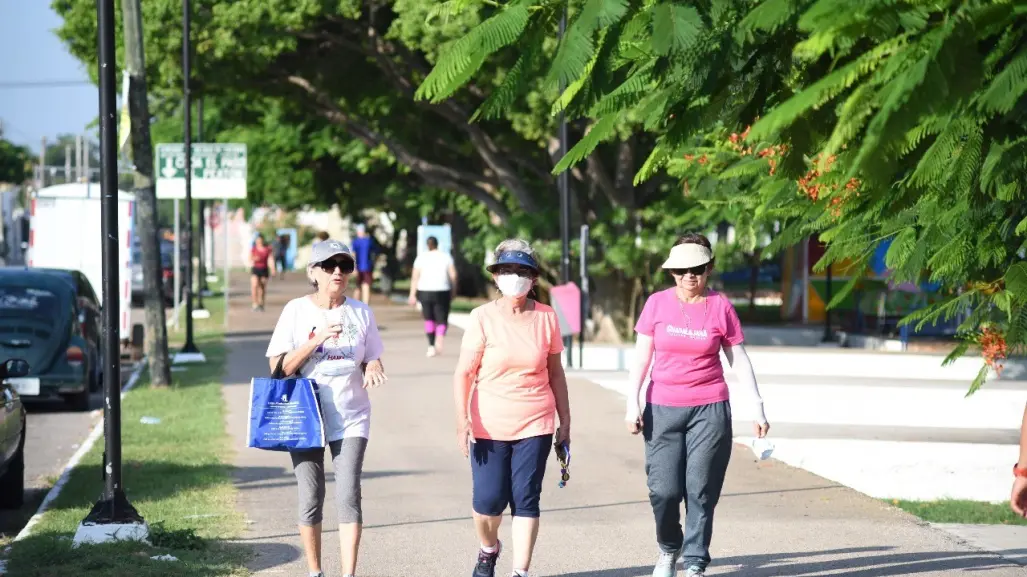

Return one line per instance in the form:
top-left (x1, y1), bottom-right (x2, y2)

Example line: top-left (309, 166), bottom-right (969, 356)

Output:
top-left (250, 234), bottom-right (277, 311)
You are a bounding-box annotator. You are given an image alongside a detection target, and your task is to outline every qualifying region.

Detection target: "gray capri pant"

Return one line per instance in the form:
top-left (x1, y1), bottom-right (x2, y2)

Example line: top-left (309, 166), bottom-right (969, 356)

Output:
top-left (290, 437), bottom-right (368, 525)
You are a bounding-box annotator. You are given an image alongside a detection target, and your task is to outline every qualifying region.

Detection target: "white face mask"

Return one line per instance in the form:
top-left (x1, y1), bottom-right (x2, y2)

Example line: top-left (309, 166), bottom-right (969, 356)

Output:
top-left (496, 274), bottom-right (532, 298)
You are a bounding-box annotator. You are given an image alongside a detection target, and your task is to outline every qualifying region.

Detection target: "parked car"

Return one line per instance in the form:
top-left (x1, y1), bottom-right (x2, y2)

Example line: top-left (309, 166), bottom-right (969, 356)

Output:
top-left (0, 357), bottom-right (28, 509)
top-left (131, 239), bottom-right (186, 306)
top-left (0, 268), bottom-right (102, 411)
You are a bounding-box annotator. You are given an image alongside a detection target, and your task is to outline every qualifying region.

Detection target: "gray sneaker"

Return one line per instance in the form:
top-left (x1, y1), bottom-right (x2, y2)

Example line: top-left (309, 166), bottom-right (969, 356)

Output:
top-left (684, 565), bottom-right (705, 577)
top-left (651, 547), bottom-right (683, 577)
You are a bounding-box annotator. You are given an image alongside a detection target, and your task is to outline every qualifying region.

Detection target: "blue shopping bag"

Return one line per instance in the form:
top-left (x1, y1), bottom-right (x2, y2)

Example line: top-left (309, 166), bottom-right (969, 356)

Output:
top-left (247, 355), bottom-right (327, 451)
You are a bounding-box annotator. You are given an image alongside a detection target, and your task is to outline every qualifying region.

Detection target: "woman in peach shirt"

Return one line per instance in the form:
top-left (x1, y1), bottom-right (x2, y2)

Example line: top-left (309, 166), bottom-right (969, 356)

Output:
top-left (453, 239), bottom-right (572, 577)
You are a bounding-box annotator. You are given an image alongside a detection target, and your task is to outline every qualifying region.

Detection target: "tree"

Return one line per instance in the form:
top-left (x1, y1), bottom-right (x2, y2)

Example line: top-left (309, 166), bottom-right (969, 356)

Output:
top-left (423, 0), bottom-right (1027, 390)
top-left (122, 0), bottom-right (172, 387)
top-left (0, 139), bottom-right (32, 185)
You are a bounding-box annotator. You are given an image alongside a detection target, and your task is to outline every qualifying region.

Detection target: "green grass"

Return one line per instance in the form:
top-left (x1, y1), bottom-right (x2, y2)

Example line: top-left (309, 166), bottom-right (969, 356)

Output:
top-left (5, 299), bottom-right (251, 577)
top-left (889, 498), bottom-right (1027, 525)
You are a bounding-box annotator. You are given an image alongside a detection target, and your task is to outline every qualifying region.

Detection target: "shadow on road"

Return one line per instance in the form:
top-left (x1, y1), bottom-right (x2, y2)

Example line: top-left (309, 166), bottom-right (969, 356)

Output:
top-left (552, 546), bottom-right (1027, 576)
top-left (0, 488), bottom-right (49, 539)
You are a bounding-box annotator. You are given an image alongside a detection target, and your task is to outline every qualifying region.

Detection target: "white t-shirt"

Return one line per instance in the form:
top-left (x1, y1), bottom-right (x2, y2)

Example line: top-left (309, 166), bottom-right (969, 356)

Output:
top-left (413, 250), bottom-right (455, 292)
top-left (266, 296), bottom-right (384, 441)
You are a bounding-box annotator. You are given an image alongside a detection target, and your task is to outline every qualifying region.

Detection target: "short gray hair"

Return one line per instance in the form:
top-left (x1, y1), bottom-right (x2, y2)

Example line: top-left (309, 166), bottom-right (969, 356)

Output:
top-left (494, 238), bottom-right (536, 261)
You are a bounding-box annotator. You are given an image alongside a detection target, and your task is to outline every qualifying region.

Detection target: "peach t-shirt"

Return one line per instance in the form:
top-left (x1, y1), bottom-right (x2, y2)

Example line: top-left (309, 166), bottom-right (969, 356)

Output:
top-left (461, 300), bottom-right (565, 441)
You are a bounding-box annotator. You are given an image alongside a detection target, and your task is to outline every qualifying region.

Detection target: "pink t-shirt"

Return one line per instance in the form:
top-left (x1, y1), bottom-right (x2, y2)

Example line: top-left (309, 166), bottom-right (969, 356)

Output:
top-left (634, 288), bottom-right (744, 407)
top-left (461, 301), bottom-right (565, 441)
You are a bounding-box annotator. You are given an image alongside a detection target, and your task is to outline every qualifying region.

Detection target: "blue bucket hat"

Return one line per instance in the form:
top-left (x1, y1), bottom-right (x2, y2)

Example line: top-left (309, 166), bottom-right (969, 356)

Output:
top-left (487, 250), bottom-right (539, 273)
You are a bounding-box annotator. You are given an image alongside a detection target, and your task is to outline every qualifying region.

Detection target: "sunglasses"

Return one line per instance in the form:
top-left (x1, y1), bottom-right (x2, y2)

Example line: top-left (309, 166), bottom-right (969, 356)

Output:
top-left (318, 258), bottom-right (355, 274)
top-left (493, 265), bottom-right (535, 278)
top-left (669, 264), bottom-right (708, 276)
top-left (554, 441), bottom-right (570, 488)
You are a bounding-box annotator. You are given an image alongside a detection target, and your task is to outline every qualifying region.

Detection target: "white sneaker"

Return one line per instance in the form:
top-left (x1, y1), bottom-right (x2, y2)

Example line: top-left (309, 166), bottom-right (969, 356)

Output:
top-left (652, 547), bottom-right (683, 577)
top-left (684, 565), bottom-right (705, 577)
top-left (426, 346), bottom-right (437, 358)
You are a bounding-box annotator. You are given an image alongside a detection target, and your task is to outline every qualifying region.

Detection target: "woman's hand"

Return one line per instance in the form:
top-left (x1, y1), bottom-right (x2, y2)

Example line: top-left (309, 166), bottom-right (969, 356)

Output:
top-left (556, 425), bottom-right (571, 447)
top-left (457, 420), bottom-right (474, 458)
top-left (362, 359), bottom-right (387, 389)
top-left (626, 415), bottom-right (643, 435)
top-left (407, 294), bottom-right (417, 307)
top-left (315, 324), bottom-right (342, 344)
top-left (753, 421), bottom-right (770, 438)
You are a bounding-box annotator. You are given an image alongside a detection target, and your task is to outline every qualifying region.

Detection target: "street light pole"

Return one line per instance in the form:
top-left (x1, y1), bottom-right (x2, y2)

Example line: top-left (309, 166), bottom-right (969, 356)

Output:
top-left (77, 0), bottom-right (144, 539)
top-left (196, 96), bottom-right (206, 310)
top-left (557, 5), bottom-right (572, 367)
top-left (179, 0), bottom-right (201, 357)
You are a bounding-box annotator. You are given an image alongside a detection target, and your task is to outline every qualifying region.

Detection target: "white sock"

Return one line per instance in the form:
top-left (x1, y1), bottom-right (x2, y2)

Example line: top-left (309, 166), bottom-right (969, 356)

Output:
top-left (481, 542), bottom-right (498, 553)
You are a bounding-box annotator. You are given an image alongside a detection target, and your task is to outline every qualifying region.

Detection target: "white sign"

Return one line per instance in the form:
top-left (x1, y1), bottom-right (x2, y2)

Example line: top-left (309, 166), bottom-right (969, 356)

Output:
top-left (155, 143), bottom-right (247, 199)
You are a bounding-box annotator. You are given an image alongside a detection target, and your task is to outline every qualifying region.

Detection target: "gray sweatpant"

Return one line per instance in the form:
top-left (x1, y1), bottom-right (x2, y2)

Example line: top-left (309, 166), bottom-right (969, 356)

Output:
top-left (290, 437), bottom-right (368, 526)
top-left (643, 401), bottom-right (733, 570)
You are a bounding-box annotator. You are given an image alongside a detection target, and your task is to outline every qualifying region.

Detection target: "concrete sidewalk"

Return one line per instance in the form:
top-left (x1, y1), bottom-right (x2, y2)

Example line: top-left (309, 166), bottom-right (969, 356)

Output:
top-left (222, 277), bottom-right (1026, 576)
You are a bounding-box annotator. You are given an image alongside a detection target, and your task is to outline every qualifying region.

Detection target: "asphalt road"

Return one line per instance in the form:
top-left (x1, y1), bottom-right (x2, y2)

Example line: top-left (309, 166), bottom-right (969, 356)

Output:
top-left (0, 308), bottom-right (143, 540)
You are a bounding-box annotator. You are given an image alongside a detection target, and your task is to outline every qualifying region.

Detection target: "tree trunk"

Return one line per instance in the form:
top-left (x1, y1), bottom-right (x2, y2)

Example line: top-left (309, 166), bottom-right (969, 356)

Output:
top-left (588, 272), bottom-right (644, 344)
top-left (748, 249), bottom-right (761, 315)
top-left (122, 0), bottom-right (171, 387)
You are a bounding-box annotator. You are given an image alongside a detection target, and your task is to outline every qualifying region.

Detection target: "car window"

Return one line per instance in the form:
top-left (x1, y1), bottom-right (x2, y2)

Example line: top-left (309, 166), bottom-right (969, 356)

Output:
top-left (0, 285), bottom-right (61, 319)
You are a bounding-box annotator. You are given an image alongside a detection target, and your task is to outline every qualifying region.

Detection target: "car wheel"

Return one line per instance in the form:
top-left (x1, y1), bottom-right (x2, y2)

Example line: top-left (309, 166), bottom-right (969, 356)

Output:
top-left (0, 433), bottom-right (25, 509)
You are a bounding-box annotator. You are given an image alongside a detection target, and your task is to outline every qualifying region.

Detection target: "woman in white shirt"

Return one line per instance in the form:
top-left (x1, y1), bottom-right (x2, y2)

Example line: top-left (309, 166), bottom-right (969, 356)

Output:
top-left (265, 239), bottom-right (388, 577)
top-left (407, 235), bottom-right (457, 357)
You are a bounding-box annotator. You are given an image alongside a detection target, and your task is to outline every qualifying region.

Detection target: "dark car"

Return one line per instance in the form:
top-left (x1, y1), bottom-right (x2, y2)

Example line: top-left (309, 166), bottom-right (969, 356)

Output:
top-left (0, 268), bottom-right (103, 411)
top-left (0, 357), bottom-right (28, 509)
top-left (131, 240), bottom-right (186, 306)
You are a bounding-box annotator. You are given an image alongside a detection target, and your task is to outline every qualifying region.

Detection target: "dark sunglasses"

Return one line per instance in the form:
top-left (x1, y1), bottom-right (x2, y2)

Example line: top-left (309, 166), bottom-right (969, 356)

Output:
top-left (669, 264), bottom-right (708, 276)
top-left (493, 265), bottom-right (535, 278)
top-left (318, 259), bottom-right (354, 273)
top-left (554, 441), bottom-right (570, 488)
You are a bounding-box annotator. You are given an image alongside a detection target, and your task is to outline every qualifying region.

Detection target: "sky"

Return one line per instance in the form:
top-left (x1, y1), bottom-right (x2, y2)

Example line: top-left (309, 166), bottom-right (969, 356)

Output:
top-left (0, 2), bottom-right (99, 155)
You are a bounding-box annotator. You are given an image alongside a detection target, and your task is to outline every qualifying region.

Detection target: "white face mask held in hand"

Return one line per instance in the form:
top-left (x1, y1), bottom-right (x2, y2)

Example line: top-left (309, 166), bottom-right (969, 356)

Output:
top-left (750, 437), bottom-right (775, 461)
top-left (496, 274), bottom-right (532, 298)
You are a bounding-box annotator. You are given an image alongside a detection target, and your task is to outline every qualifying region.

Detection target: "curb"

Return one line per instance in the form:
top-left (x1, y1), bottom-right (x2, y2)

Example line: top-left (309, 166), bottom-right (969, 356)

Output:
top-left (11, 356), bottom-right (149, 544)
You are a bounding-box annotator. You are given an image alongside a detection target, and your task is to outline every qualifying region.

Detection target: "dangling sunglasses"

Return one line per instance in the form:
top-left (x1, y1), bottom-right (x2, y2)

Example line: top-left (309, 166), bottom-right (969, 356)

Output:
top-left (554, 440), bottom-right (570, 488)
top-left (319, 258), bottom-right (355, 274)
top-left (669, 264), bottom-right (708, 277)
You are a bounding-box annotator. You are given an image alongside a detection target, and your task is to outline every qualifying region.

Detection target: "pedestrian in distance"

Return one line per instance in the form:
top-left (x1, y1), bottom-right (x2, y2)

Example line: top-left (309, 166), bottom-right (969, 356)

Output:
top-left (351, 224), bottom-right (378, 304)
top-left (408, 235), bottom-right (458, 357)
top-left (276, 233), bottom-right (290, 280)
top-left (453, 238), bottom-right (572, 577)
top-left (265, 239), bottom-right (388, 577)
top-left (1012, 403), bottom-right (1027, 517)
top-left (250, 233), bottom-right (276, 312)
top-left (625, 233), bottom-right (770, 577)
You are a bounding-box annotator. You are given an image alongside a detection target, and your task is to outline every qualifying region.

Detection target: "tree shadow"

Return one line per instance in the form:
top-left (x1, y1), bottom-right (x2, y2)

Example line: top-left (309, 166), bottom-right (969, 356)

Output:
top-left (233, 465), bottom-right (421, 492)
top-left (551, 546), bottom-right (1026, 577)
top-left (45, 461), bottom-right (245, 512)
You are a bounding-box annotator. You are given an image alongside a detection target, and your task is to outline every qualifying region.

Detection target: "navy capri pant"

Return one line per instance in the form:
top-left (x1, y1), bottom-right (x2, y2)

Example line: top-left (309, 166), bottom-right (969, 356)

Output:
top-left (470, 434), bottom-right (552, 518)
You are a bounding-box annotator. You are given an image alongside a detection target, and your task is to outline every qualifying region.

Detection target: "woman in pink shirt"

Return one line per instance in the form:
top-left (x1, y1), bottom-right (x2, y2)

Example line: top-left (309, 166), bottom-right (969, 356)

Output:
top-left (625, 233), bottom-right (770, 577)
top-left (453, 239), bottom-right (572, 577)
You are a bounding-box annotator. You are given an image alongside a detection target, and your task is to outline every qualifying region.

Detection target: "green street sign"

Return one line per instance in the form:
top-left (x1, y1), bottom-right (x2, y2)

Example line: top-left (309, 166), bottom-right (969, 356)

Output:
top-left (155, 143), bottom-right (247, 199)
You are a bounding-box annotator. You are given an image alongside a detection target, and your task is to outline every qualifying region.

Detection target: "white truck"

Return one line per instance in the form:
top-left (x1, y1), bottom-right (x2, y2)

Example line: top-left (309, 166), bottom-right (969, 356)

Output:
top-left (26, 182), bottom-right (135, 338)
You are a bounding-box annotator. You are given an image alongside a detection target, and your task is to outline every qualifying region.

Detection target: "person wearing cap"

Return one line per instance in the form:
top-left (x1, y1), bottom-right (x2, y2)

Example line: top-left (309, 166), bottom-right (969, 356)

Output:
top-left (455, 237), bottom-right (575, 574)
top-left (265, 238), bottom-right (388, 577)
top-left (625, 233), bottom-right (770, 577)
top-left (453, 238), bottom-right (571, 577)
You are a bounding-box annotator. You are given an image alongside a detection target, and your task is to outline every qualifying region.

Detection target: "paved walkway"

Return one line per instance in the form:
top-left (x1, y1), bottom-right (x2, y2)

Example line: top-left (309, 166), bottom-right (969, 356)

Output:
top-left (222, 276), bottom-right (1027, 576)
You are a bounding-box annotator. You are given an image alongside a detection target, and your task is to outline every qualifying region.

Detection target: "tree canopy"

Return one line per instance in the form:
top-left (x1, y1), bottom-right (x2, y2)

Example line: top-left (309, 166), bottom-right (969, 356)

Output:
top-left (53, 0), bottom-right (734, 338)
top-left (0, 138), bottom-right (32, 185)
top-left (421, 0), bottom-right (1027, 390)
